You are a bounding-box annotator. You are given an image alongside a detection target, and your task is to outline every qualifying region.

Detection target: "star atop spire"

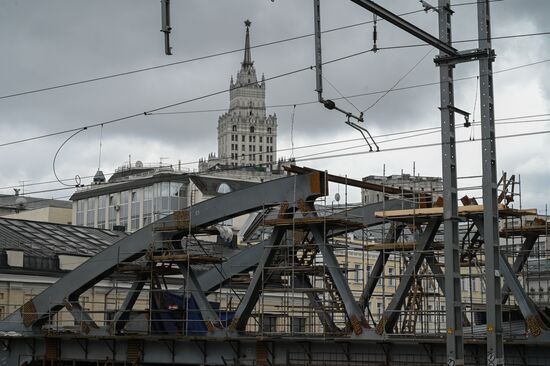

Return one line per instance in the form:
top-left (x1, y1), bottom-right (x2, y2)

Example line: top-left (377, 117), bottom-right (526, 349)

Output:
top-left (242, 20), bottom-right (253, 67)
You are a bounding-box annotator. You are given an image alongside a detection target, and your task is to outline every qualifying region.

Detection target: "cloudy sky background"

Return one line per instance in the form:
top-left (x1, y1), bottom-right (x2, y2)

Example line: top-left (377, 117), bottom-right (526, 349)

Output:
top-left (0, 0), bottom-right (549, 210)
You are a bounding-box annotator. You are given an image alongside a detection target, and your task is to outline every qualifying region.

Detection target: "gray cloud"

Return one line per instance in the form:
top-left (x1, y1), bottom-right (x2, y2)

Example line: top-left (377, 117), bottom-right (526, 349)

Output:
top-left (0, 0), bottom-right (549, 208)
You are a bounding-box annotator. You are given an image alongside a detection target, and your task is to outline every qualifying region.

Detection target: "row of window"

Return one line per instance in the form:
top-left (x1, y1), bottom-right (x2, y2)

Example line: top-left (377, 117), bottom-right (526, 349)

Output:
top-left (230, 153), bottom-right (273, 162)
top-left (76, 182), bottom-right (188, 231)
top-left (230, 134), bottom-right (274, 143)
top-left (232, 125), bottom-right (273, 134)
top-left (230, 144), bottom-right (273, 153)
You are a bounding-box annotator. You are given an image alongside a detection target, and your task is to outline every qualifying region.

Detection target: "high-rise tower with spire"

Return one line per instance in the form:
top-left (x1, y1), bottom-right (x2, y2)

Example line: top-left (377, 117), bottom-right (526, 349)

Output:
top-left (214, 20), bottom-right (277, 169)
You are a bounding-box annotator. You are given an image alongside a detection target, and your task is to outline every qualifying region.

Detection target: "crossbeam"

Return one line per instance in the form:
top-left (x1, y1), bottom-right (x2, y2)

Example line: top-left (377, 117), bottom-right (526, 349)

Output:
top-left (349, 0), bottom-right (459, 56)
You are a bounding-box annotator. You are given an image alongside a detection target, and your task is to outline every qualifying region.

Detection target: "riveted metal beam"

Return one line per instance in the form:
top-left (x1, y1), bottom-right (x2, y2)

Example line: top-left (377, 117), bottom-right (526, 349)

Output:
top-left (376, 218), bottom-right (441, 334)
top-left (349, 0), bottom-right (459, 56)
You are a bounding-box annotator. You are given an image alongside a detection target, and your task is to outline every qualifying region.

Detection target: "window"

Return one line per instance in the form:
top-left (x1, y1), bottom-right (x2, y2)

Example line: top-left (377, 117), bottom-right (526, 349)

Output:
top-left (76, 200), bottom-right (85, 226)
top-left (119, 191), bottom-right (129, 230)
top-left (232, 125), bottom-right (237, 132)
top-left (97, 195), bottom-right (107, 229)
top-left (108, 193), bottom-right (119, 229)
top-left (268, 127), bottom-right (272, 133)
top-left (376, 302), bottom-right (383, 316)
top-left (250, 126), bottom-right (255, 133)
top-left (259, 145), bottom-right (263, 152)
top-left (354, 264), bottom-right (361, 283)
top-left (86, 198), bottom-right (96, 227)
top-left (249, 136), bottom-right (252, 142)
top-left (388, 268), bottom-right (395, 286)
top-left (241, 135), bottom-right (245, 142)
top-left (143, 186), bottom-right (153, 226)
top-left (262, 315), bottom-right (278, 333)
top-left (130, 190), bottom-right (140, 231)
top-left (242, 144), bottom-right (245, 151)
top-left (259, 136), bottom-right (263, 143)
top-left (259, 155), bottom-right (263, 161)
top-left (290, 316), bottom-right (306, 334)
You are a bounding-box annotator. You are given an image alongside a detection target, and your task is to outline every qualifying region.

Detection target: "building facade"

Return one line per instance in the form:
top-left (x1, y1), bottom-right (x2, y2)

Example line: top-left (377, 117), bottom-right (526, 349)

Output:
top-left (361, 173), bottom-right (443, 204)
top-left (70, 162), bottom-right (259, 233)
top-left (202, 20), bottom-right (277, 170)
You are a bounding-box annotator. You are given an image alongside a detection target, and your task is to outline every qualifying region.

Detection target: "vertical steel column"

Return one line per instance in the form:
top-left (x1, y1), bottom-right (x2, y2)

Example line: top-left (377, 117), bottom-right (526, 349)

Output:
top-left (478, 2), bottom-right (503, 363)
top-left (313, 0), bottom-right (323, 102)
top-left (438, 1), bottom-right (464, 364)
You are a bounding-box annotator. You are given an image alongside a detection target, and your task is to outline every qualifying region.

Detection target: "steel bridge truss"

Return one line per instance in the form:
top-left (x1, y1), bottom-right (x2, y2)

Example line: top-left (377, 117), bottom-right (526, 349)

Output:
top-left (0, 169), bottom-right (549, 365)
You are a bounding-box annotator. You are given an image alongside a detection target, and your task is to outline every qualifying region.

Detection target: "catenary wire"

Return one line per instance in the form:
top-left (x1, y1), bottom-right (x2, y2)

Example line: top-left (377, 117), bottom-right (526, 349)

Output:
top-left (18, 126), bottom-right (550, 196)
top-left (0, 0), bottom-right (504, 101)
top-left (149, 56), bottom-right (550, 116)
top-left (1, 113), bottom-right (549, 192)
top-left (1, 36), bottom-right (549, 149)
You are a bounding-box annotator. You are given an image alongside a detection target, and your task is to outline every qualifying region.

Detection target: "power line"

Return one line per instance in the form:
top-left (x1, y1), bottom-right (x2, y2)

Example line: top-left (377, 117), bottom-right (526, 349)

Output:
top-left (0, 9), bottom-right (426, 101)
top-left (149, 56), bottom-right (550, 116)
top-left (0, 1), bottom-right (534, 101)
top-left (0, 35), bottom-right (548, 150)
top-left (293, 128), bottom-right (550, 164)
top-left (6, 113), bottom-right (550, 195)
top-left (0, 48), bottom-right (381, 149)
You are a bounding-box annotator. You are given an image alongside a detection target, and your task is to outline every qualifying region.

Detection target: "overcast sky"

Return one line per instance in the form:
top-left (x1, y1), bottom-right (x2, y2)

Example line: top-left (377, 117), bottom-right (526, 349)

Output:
top-left (0, 0), bottom-right (549, 209)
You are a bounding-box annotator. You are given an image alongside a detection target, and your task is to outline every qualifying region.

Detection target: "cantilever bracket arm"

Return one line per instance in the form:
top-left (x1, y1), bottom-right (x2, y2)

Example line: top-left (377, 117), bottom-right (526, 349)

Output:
top-left (349, 0), bottom-right (459, 57)
top-left (345, 120), bottom-right (379, 152)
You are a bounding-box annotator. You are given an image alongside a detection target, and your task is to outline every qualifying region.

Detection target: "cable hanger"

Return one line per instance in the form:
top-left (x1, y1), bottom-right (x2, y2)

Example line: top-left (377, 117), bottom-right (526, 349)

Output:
top-left (52, 128), bottom-right (87, 187)
top-left (313, 0), bottom-right (379, 151)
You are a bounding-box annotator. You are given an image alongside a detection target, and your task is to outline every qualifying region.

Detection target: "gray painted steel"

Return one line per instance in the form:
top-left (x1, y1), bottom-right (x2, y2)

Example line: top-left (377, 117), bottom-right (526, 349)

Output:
top-left (0, 173), bottom-right (322, 333)
top-left (477, 1), bottom-right (504, 364)
top-left (309, 224), bottom-right (369, 333)
top-left (230, 228), bottom-right (285, 331)
top-left (501, 233), bottom-right (539, 303)
top-left (358, 224), bottom-right (404, 311)
top-left (350, 0), bottom-right (458, 56)
top-left (3, 335), bottom-right (550, 365)
top-left (472, 217), bottom-right (544, 333)
top-left (438, 1), bottom-right (465, 363)
top-left (380, 218), bottom-right (441, 333)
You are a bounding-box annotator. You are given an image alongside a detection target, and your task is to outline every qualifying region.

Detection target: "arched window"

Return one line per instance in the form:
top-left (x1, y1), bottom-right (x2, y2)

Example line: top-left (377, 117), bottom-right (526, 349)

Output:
top-left (232, 125), bottom-right (237, 132)
top-left (250, 126), bottom-right (255, 133)
top-left (267, 127), bottom-right (272, 134)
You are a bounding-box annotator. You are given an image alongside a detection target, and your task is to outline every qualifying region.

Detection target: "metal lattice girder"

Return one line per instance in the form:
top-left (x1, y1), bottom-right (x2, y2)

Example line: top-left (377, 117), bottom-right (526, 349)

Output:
top-left (198, 199), bottom-right (409, 296)
top-left (471, 217), bottom-right (546, 336)
top-left (110, 273), bottom-right (148, 333)
top-left (0, 173), bottom-right (326, 333)
top-left (229, 228), bottom-right (285, 331)
top-left (179, 262), bottom-right (223, 332)
top-left (309, 224), bottom-right (369, 335)
top-left (501, 234), bottom-right (539, 303)
top-left (376, 218), bottom-right (442, 334)
top-left (358, 224), bottom-right (404, 311)
top-left (349, 0), bottom-right (459, 56)
top-left (293, 274), bottom-right (338, 333)
top-left (63, 300), bottom-right (98, 334)
top-left (330, 199), bottom-right (413, 237)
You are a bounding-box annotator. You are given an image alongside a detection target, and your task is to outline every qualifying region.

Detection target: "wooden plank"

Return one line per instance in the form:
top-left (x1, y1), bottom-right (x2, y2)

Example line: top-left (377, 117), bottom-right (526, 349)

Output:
top-left (375, 204), bottom-right (535, 219)
top-left (365, 242), bottom-right (444, 251)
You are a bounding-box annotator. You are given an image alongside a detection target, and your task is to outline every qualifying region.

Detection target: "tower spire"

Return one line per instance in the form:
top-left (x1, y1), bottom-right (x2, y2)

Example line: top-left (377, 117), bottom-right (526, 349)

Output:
top-left (242, 19), bottom-right (253, 67)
